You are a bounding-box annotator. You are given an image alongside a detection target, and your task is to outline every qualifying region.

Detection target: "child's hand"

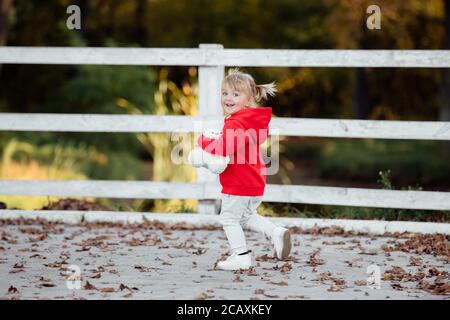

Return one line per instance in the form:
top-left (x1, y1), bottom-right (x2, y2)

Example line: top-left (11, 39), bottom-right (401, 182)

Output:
top-left (187, 146), bottom-right (230, 174)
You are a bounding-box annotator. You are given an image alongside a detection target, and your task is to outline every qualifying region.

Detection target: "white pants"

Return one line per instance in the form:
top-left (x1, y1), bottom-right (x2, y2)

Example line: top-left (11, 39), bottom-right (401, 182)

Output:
top-left (219, 193), bottom-right (278, 254)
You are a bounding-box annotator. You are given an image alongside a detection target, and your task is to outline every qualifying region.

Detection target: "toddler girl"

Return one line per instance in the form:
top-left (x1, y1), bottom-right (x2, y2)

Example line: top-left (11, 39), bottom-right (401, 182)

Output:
top-left (197, 69), bottom-right (292, 271)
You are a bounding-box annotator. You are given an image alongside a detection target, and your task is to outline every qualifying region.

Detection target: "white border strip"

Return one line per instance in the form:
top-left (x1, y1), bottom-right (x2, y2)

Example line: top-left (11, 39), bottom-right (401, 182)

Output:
top-left (0, 210), bottom-right (448, 235)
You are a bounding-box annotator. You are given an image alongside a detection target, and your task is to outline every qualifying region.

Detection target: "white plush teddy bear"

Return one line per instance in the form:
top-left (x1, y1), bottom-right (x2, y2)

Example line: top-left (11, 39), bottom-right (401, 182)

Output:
top-left (187, 124), bottom-right (230, 174)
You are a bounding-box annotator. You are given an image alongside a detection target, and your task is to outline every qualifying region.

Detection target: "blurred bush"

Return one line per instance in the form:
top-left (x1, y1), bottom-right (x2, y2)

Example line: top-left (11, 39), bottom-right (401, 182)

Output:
top-left (0, 138), bottom-right (92, 209)
top-left (317, 139), bottom-right (450, 188)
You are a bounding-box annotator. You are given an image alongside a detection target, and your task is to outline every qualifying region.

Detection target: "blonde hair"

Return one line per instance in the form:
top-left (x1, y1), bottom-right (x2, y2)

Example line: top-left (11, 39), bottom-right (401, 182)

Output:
top-left (222, 68), bottom-right (277, 103)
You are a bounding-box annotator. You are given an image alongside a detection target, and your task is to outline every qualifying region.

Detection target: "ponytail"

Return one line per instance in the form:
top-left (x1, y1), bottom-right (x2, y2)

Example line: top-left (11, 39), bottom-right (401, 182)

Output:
top-left (255, 82), bottom-right (277, 102)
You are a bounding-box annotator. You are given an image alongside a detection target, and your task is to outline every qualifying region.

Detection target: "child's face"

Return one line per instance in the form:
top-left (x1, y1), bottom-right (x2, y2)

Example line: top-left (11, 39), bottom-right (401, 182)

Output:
top-left (221, 84), bottom-right (253, 115)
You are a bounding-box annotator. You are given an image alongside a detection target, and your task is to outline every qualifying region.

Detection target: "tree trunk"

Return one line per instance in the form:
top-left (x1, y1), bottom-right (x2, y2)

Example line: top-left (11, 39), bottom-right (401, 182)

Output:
top-left (439, 0), bottom-right (450, 122)
top-left (352, 68), bottom-right (370, 119)
top-left (133, 0), bottom-right (147, 44)
top-left (0, 0), bottom-right (13, 78)
top-left (0, 0), bottom-right (13, 46)
top-left (352, 17), bottom-right (371, 120)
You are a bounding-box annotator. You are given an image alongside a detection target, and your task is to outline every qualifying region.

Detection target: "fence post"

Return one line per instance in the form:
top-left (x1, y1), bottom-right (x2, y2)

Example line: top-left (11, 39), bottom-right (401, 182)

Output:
top-left (197, 43), bottom-right (225, 215)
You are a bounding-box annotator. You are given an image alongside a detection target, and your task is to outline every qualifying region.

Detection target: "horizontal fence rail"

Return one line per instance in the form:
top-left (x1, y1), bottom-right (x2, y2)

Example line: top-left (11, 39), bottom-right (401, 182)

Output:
top-left (1, 47), bottom-right (450, 68)
top-left (1, 180), bottom-right (450, 211)
top-left (1, 113), bottom-right (450, 140)
top-left (1, 45), bottom-right (450, 221)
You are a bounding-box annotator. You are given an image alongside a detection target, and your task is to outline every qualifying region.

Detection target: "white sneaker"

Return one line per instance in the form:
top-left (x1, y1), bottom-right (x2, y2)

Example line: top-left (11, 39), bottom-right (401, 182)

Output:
top-left (272, 227), bottom-right (292, 260)
top-left (217, 252), bottom-right (252, 271)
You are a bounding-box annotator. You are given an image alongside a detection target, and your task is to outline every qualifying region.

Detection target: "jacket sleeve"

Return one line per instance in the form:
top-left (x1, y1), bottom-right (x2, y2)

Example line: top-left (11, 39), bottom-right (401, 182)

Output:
top-left (197, 119), bottom-right (254, 157)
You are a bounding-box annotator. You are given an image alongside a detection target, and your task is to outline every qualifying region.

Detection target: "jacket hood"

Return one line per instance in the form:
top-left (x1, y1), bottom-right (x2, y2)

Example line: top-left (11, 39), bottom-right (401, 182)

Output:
top-left (226, 107), bottom-right (272, 131)
top-left (226, 107), bottom-right (272, 145)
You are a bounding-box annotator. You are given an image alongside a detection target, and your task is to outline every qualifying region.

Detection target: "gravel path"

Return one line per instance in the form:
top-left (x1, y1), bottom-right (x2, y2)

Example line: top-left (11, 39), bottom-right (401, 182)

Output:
top-left (0, 220), bottom-right (448, 300)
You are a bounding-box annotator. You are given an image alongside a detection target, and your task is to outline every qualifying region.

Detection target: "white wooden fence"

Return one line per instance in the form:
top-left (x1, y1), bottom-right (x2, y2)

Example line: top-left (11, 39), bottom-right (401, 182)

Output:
top-left (1, 44), bottom-right (450, 220)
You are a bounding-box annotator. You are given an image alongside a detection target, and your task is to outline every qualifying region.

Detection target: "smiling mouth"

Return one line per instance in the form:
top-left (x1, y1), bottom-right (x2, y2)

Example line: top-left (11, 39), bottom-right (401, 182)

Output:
top-left (225, 103), bottom-right (235, 108)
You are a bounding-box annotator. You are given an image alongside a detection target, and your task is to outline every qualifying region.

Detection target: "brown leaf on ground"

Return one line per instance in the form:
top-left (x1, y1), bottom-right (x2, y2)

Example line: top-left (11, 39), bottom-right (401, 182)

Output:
top-left (419, 277), bottom-right (450, 295)
top-left (7, 286), bottom-right (18, 294)
top-left (134, 265), bottom-right (150, 272)
top-left (383, 266), bottom-right (427, 282)
top-left (119, 284), bottom-right (133, 292)
top-left (314, 272), bottom-right (332, 282)
top-left (80, 235), bottom-right (111, 247)
top-left (196, 292), bottom-right (214, 300)
top-left (280, 262), bottom-right (292, 274)
top-left (20, 227), bottom-right (42, 234)
top-left (28, 234), bottom-right (48, 242)
top-left (322, 241), bottom-right (346, 245)
top-left (233, 274), bottom-right (243, 282)
top-left (9, 268), bottom-right (25, 274)
top-left (39, 276), bottom-right (51, 282)
top-left (334, 278), bottom-right (346, 286)
top-left (173, 240), bottom-right (195, 249)
top-left (391, 282), bottom-right (404, 291)
top-left (90, 273), bottom-right (101, 279)
top-left (284, 255), bottom-right (300, 263)
top-left (427, 266), bottom-right (441, 277)
top-left (100, 287), bottom-right (115, 293)
top-left (354, 280), bottom-right (367, 286)
top-left (384, 234), bottom-right (449, 257)
top-left (41, 283), bottom-right (56, 287)
top-left (254, 289), bottom-right (279, 298)
top-left (255, 254), bottom-right (278, 263)
top-left (344, 260), bottom-right (361, 268)
top-left (142, 236), bottom-right (162, 246)
top-left (319, 226), bottom-right (346, 235)
top-left (234, 267), bottom-right (258, 276)
top-left (76, 246), bottom-right (91, 252)
top-left (327, 285), bottom-right (342, 292)
top-left (269, 280), bottom-right (288, 286)
top-left (409, 257), bottom-right (423, 266)
top-left (192, 248), bottom-right (207, 255)
top-left (307, 250), bottom-right (325, 266)
top-left (83, 281), bottom-right (97, 290)
top-left (358, 247), bottom-right (379, 255)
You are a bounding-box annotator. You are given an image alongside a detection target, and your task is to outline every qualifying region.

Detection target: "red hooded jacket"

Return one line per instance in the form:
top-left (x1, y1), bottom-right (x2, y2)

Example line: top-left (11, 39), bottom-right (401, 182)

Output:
top-left (197, 107), bottom-right (272, 196)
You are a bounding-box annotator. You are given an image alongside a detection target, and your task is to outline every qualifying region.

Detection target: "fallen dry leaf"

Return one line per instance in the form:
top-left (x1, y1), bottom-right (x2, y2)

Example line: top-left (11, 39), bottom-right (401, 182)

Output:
top-left (41, 283), bottom-right (56, 287)
top-left (233, 274), bottom-right (243, 282)
top-left (354, 280), bottom-right (367, 286)
top-left (254, 289), bottom-right (279, 298)
top-left (269, 280), bottom-right (288, 286)
top-left (83, 281), bottom-right (97, 290)
top-left (196, 292), bottom-right (214, 300)
top-left (256, 254), bottom-right (278, 263)
top-left (7, 286), bottom-right (18, 294)
top-left (327, 285), bottom-right (342, 292)
top-left (307, 250), bottom-right (325, 266)
top-left (409, 257), bottom-right (423, 266)
top-left (28, 234), bottom-right (48, 242)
